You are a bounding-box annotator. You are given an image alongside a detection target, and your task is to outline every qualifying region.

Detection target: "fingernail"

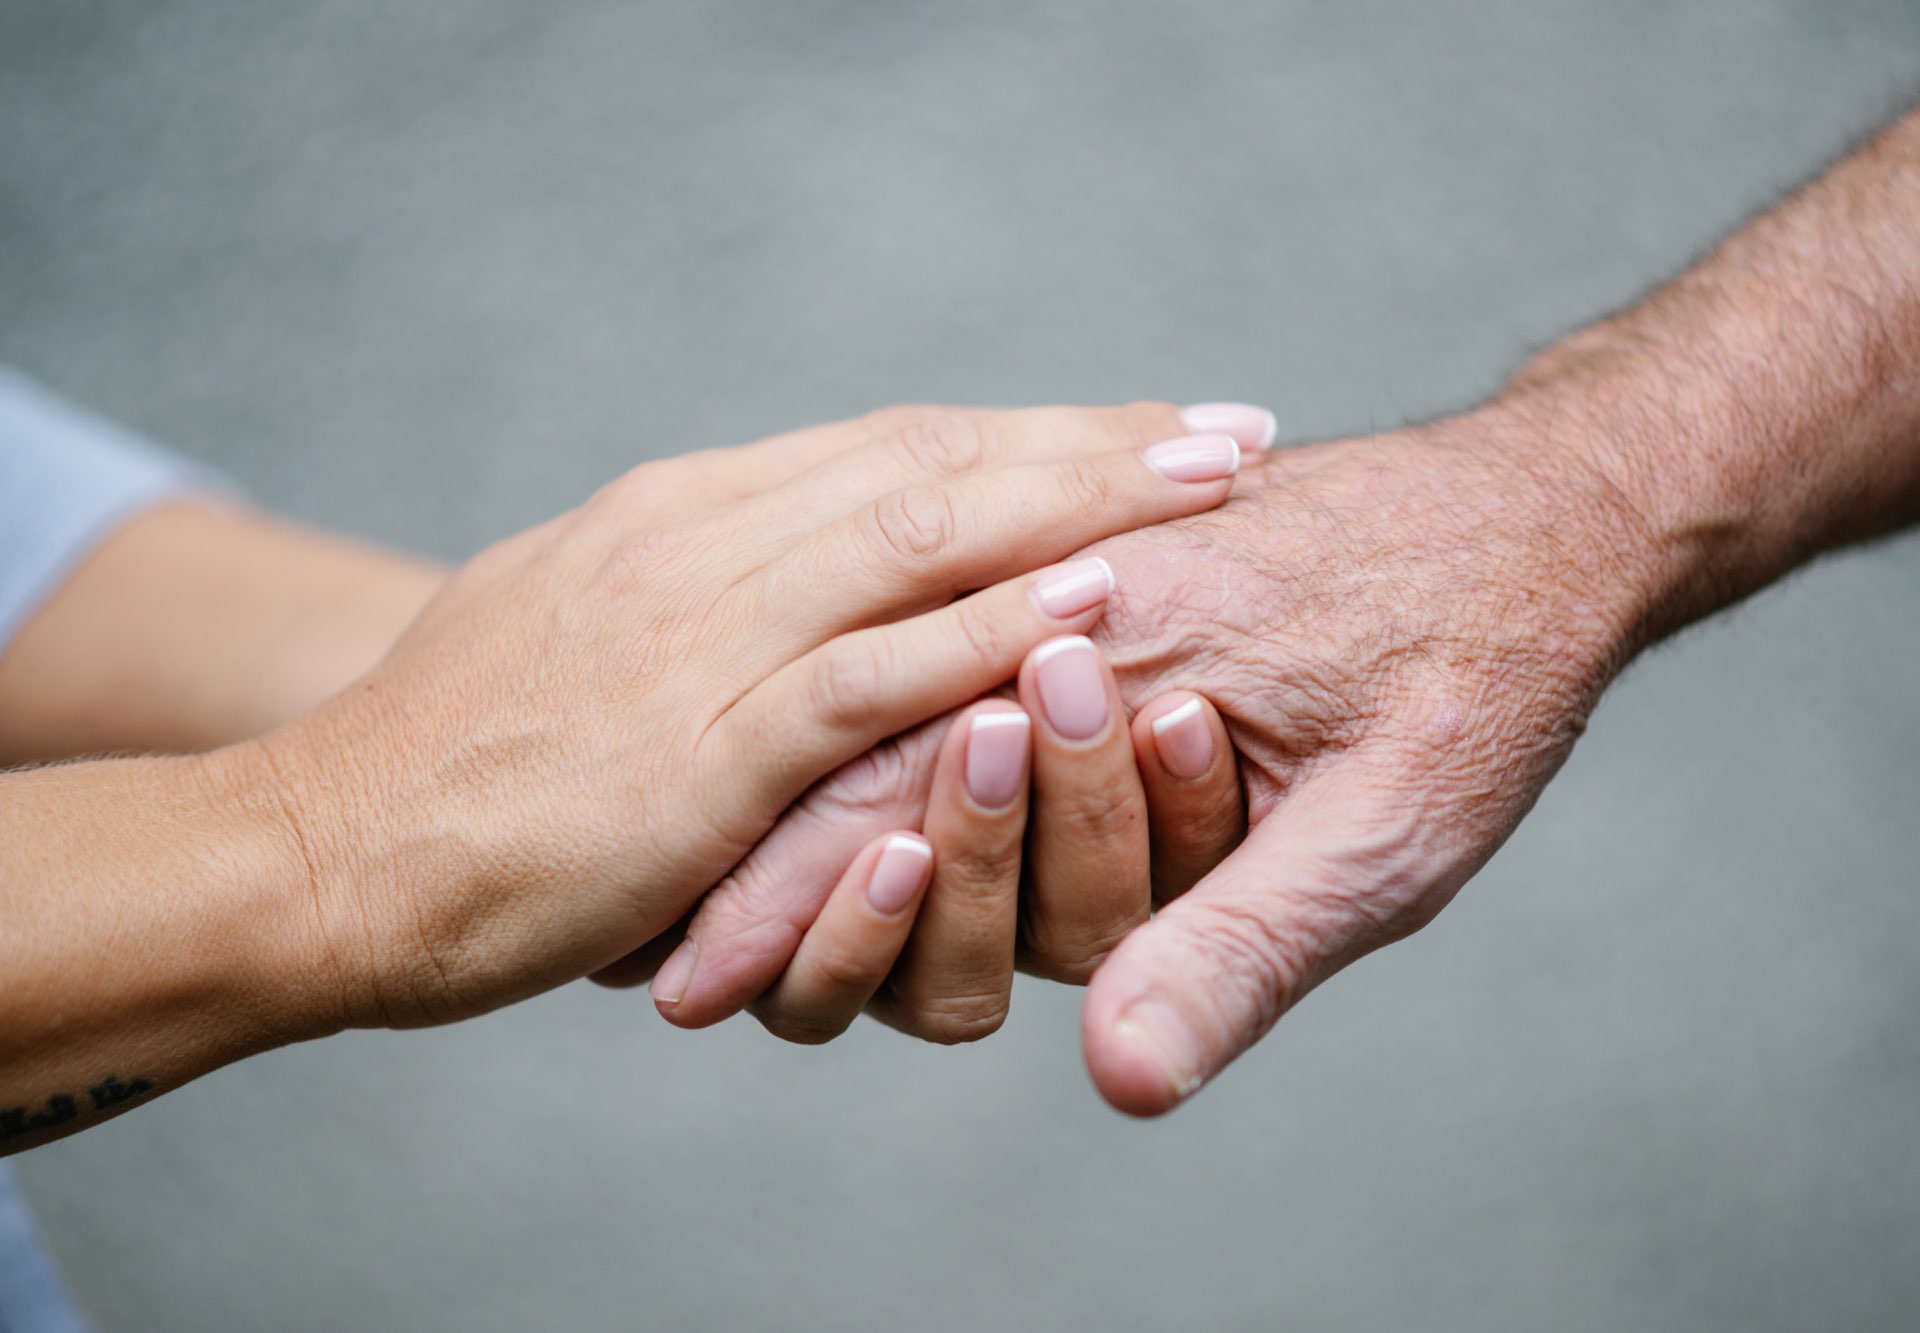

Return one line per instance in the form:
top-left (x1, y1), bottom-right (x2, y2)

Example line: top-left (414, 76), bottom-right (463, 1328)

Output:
top-left (1032, 635), bottom-right (1110, 741)
top-left (650, 938), bottom-right (698, 1007)
top-left (965, 710), bottom-right (1031, 809)
top-left (1179, 402), bottom-right (1278, 452)
top-left (1114, 996), bottom-right (1206, 1101)
top-left (1143, 433), bottom-right (1240, 483)
top-left (867, 834), bottom-right (934, 914)
top-left (1151, 697), bottom-right (1214, 779)
top-left (1030, 556), bottom-right (1115, 620)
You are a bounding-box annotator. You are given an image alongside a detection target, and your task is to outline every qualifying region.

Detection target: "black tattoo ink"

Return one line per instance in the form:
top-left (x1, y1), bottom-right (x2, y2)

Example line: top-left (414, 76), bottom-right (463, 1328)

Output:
top-left (0, 1075), bottom-right (154, 1142)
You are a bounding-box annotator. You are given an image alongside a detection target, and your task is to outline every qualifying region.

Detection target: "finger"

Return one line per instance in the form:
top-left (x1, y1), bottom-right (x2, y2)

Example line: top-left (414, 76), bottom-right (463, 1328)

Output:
top-left (748, 832), bottom-right (935, 1043)
top-left (656, 722), bottom-right (945, 1030)
top-left (706, 553), bottom-right (1111, 827)
top-left (663, 406), bottom-right (966, 511)
top-left (1081, 765), bottom-right (1436, 1117)
top-left (873, 701), bottom-right (1032, 1044)
top-left (1014, 636), bottom-right (1150, 983)
top-left (1130, 692), bottom-right (1246, 902)
top-left (586, 916), bottom-right (687, 989)
top-left (719, 403), bottom-right (1191, 557)
top-left (735, 430), bottom-right (1244, 678)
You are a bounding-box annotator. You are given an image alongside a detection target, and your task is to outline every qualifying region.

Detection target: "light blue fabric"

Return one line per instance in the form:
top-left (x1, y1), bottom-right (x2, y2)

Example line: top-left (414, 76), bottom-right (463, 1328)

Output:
top-left (0, 365), bottom-right (218, 1332)
top-left (0, 365), bottom-right (220, 649)
top-left (0, 1167), bottom-right (88, 1333)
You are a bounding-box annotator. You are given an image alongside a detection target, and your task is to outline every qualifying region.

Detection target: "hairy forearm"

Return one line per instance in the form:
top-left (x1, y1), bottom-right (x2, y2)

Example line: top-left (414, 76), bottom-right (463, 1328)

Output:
top-left (0, 503), bottom-right (445, 765)
top-left (0, 743), bottom-right (344, 1153)
top-left (1503, 106), bottom-right (1920, 651)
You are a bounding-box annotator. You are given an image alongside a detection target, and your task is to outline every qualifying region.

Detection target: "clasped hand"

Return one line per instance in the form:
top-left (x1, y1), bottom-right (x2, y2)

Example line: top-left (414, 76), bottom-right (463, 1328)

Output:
top-left (264, 402), bottom-right (1254, 1051)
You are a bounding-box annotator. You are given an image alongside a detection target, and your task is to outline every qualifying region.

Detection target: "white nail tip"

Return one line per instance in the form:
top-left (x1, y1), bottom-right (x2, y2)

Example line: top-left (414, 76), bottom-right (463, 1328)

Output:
top-left (970, 712), bottom-right (1032, 732)
top-left (1092, 556), bottom-right (1116, 597)
top-left (1150, 698), bottom-right (1205, 735)
top-left (1030, 634), bottom-right (1096, 666)
top-left (884, 834), bottom-right (934, 860)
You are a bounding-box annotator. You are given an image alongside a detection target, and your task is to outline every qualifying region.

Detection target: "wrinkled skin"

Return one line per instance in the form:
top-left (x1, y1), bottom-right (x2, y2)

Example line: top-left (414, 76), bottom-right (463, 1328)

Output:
top-left (675, 403), bottom-right (1657, 1112)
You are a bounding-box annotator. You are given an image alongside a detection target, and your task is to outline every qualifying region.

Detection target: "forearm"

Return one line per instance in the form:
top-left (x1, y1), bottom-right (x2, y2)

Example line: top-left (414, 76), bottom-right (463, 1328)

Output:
top-left (1503, 106), bottom-right (1920, 651)
top-left (0, 502), bottom-right (445, 765)
top-left (0, 743), bottom-right (344, 1154)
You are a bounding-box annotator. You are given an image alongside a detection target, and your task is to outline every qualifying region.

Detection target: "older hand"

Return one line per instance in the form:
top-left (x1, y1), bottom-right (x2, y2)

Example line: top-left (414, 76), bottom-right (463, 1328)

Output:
top-left (667, 400), bottom-right (1655, 1112)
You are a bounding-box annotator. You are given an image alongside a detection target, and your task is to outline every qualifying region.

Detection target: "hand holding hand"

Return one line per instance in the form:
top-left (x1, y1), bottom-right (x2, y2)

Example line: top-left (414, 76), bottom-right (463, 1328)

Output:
top-left (260, 404), bottom-right (1243, 1031)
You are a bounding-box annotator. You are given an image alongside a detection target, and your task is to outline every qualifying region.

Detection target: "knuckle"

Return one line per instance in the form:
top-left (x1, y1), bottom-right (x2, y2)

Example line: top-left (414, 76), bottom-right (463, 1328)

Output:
top-left (811, 946), bottom-right (889, 996)
top-left (858, 404), bottom-right (949, 439)
top-left (595, 526), bottom-right (689, 596)
top-left (757, 1005), bottom-right (852, 1046)
top-left (864, 484), bottom-right (961, 562)
top-left (899, 990), bottom-right (1010, 1045)
top-left (943, 840), bottom-right (1024, 897)
top-left (809, 637), bottom-right (890, 731)
top-left (891, 413), bottom-right (989, 478)
top-left (1058, 459), bottom-right (1120, 516)
top-left (951, 598), bottom-right (1016, 671)
top-left (1023, 916), bottom-right (1139, 985)
top-left (1050, 778), bottom-right (1145, 844)
top-left (1117, 399), bottom-right (1183, 444)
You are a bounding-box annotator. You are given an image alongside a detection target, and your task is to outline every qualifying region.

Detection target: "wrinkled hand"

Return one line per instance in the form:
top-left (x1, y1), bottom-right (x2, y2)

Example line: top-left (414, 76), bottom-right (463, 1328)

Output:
top-left (671, 402), bottom-right (1654, 1112)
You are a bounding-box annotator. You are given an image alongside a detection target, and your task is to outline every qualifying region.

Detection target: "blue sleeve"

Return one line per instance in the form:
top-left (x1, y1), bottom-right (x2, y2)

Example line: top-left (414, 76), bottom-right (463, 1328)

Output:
top-left (0, 366), bottom-right (232, 652)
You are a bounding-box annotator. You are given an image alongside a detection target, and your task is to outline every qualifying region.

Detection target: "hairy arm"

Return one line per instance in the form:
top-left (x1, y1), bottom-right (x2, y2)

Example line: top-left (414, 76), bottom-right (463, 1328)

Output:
top-left (1506, 108), bottom-right (1920, 632)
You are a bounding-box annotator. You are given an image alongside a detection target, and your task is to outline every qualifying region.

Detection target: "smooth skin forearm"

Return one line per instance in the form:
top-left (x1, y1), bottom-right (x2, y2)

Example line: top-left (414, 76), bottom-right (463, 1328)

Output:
top-left (0, 745), bottom-right (336, 1153)
top-left (0, 502), bottom-right (446, 765)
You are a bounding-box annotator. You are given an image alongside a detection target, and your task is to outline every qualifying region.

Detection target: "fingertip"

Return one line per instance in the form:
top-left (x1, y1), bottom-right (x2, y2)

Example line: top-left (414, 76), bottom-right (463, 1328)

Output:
top-left (1134, 692), bottom-right (1219, 782)
top-left (654, 913), bottom-right (806, 1029)
top-left (1082, 988), bottom-right (1200, 1118)
top-left (865, 832), bottom-right (935, 915)
top-left (957, 701), bottom-right (1032, 813)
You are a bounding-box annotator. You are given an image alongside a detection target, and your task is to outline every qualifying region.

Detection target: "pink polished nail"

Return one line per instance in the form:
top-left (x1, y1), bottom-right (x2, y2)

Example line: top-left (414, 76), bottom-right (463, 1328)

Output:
top-left (1179, 402), bottom-right (1278, 452)
top-left (1151, 698), bottom-right (1214, 779)
top-left (1030, 556), bottom-right (1115, 620)
top-left (1142, 433), bottom-right (1240, 483)
top-left (650, 938), bottom-right (698, 1006)
top-left (867, 835), bottom-right (934, 914)
top-left (1032, 635), bottom-right (1110, 741)
top-left (966, 710), bottom-right (1031, 809)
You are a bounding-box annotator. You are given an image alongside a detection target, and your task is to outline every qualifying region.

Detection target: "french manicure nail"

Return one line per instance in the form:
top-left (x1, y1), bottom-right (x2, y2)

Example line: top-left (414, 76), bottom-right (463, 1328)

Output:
top-left (1179, 402), bottom-right (1278, 452)
top-left (1151, 697), bottom-right (1214, 779)
top-left (1032, 635), bottom-right (1110, 741)
top-left (1030, 556), bottom-right (1115, 620)
top-left (1114, 996), bottom-right (1206, 1101)
top-left (650, 938), bottom-right (698, 1007)
top-left (867, 834), bottom-right (934, 913)
top-left (1142, 433), bottom-right (1240, 483)
top-left (965, 710), bottom-right (1031, 809)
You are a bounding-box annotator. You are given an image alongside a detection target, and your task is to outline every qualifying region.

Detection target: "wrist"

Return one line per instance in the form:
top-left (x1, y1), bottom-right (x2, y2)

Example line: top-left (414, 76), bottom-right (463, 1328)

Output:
top-left (231, 706), bottom-right (419, 1035)
top-left (1480, 351), bottom-right (1826, 663)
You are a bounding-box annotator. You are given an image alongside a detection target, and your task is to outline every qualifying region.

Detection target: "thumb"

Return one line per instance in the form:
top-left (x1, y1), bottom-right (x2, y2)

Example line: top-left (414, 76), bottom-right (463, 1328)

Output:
top-left (1081, 772), bottom-right (1427, 1116)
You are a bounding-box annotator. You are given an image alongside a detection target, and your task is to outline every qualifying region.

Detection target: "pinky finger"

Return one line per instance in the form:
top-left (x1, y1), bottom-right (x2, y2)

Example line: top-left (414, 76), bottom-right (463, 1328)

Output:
top-left (750, 833), bottom-right (936, 1044)
top-left (1131, 692), bottom-right (1246, 902)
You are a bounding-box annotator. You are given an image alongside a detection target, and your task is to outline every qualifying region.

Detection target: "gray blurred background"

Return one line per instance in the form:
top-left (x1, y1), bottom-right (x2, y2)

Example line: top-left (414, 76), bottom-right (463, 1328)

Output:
top-left (5, 2), bottom-right (1920, 1329)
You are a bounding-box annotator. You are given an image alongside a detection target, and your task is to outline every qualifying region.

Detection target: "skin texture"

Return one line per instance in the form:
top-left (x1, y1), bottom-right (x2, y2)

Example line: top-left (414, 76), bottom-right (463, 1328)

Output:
top-left (0, 403), bottom-right (1235, 1151)
top-left (679, 107), bottom-right (1920, 1115)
